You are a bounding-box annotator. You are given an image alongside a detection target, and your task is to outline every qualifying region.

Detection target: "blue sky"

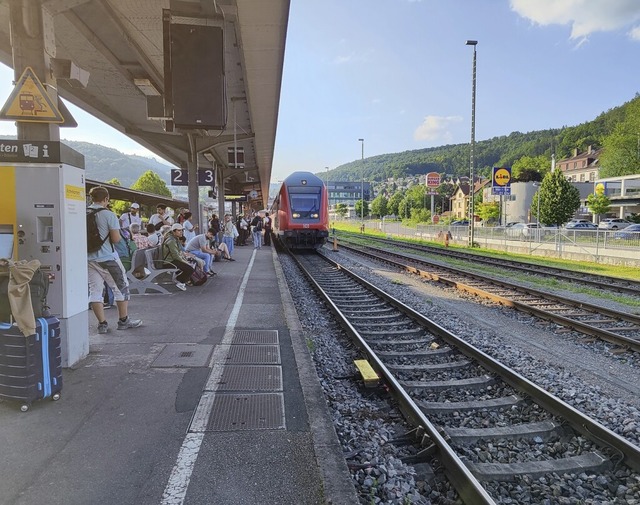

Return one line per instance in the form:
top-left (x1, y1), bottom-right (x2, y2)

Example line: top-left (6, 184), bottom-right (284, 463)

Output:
top-left (1, 0), bottom-right (639, 183)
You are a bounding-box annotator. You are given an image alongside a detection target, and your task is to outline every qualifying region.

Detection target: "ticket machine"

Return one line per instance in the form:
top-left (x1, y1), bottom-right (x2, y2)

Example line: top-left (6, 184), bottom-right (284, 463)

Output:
top-left (0, 140), bottom-right (88, 367)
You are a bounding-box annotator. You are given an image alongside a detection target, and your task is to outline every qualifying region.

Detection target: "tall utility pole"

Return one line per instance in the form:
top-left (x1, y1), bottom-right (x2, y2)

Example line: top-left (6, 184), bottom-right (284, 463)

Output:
top-left (359, 138), bottom-right (365, 226)
top-left (466, 40), bottom-right (477, 248)
top-left (325, 166), bottom-right (329, 206)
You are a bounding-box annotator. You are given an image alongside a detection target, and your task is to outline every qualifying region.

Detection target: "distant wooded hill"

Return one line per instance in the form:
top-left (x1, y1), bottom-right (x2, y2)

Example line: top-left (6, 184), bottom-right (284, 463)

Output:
top-left (64, 140), bottom-right (173, 187)
top-left (0, 136), bottom-right (173, 187)
top-left (331, 94), bottom-right (638, 182)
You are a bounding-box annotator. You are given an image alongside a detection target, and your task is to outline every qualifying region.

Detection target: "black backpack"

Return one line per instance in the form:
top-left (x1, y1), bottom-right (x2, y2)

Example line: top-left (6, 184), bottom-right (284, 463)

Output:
top-left (255, 218), bottom-right (263, 231)
top-left (87, 207), bottom-right (108, 253)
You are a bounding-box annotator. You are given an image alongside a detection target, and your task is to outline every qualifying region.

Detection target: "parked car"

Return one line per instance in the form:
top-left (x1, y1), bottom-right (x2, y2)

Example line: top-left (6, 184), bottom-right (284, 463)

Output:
top-left (565, 222), bottom-right (598, 230)
top-left (598, 218), bottom-right (633, 230)
top-left (450, 220), bottom-right (469, 226)
top-left (505, 222), bottom-right (540, 238)
top-left (495, 221), bottom-right (521, 233)
top-left (613, 223), bottom-right (640, 240)
top-left (565, 219), bottom-right (592, 229)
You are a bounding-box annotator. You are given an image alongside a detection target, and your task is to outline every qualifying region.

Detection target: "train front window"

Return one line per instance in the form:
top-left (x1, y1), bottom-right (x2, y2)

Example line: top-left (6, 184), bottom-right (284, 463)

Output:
top-left (289, 189), bottom-right (321, 219)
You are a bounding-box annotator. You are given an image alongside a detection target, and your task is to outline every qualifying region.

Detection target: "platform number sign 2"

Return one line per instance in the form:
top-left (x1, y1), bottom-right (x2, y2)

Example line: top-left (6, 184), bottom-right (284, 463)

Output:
top-left (171, 169), bottom-right (188, 186)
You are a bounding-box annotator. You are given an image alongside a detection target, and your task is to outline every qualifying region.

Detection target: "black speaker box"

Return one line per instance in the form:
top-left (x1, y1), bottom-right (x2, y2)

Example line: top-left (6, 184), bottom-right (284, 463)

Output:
top-left (170, 24), bottom-right (226, 129)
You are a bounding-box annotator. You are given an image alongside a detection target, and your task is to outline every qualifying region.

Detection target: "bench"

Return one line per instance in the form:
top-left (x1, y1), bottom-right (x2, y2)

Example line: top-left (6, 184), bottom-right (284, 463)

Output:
top-left (126, 246), bottom-right (179, 295)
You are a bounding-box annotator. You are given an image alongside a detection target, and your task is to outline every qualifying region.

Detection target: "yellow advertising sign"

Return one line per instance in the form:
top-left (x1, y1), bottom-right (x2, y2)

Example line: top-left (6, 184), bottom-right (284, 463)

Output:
top-left (65, 184), bottom-right (85, 201)
top-left (0, 67), bottom-right (64, 123)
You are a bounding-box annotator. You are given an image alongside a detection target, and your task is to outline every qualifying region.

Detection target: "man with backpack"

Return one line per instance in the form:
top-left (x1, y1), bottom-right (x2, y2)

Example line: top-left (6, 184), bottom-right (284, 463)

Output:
top-left (87, 186), bottom-right (142, 334)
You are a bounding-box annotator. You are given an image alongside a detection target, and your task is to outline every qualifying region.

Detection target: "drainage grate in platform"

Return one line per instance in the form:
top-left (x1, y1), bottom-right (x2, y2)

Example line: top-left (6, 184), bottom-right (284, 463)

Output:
top-left (206, 393), bottom-right (285, 431)
top-left (232, 330), bottom-right (279, 345)
top-left (216, 365), bottom-right (283, 391)
top-left (223, 345), bottom-right (280, 364)
top-left (152, 344), bottom-right (213, 368)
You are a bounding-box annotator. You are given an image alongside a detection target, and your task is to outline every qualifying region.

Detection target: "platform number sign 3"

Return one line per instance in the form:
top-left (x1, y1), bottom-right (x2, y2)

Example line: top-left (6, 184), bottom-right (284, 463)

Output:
top-left (197, 169), bottom-right (215, 185)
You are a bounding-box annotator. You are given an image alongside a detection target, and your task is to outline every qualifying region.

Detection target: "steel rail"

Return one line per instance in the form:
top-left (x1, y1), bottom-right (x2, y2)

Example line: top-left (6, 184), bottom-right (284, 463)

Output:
top-left (304, 249), bottom-right (640, 475)
top-left (288, 251), bottom-right (496, 505)
top-left (338, 241), bottom-right (640, 352)
top-left (339, 231), bottom-right (640, 296)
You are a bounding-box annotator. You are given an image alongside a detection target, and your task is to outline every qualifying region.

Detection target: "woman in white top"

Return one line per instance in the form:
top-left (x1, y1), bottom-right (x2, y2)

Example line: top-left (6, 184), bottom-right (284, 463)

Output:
top-left (182, 212), bottom-right (197, 242)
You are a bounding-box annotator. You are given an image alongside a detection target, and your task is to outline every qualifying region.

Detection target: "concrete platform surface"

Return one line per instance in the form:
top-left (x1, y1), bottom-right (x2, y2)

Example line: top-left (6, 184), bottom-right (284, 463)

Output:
top-left (0, 243), bottom-right (358, 505)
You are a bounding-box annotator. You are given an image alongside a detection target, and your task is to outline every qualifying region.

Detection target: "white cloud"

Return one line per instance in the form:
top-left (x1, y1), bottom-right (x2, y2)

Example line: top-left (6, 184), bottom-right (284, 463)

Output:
top-left (510, 0), bottom-right (640, 40)
top-left (630, 25), bottom-right (640, 40)
top-left (333, 53), bottom-right (354, 64)
top-left (413, 115), bottom-right (462, 143)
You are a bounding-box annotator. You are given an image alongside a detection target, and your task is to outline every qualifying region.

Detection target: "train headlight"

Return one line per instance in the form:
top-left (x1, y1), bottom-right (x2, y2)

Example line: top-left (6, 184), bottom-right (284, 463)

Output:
top-left (310, 213), bottom-right (319, 218)
top-left (292, 212), bottom-right (300, 218)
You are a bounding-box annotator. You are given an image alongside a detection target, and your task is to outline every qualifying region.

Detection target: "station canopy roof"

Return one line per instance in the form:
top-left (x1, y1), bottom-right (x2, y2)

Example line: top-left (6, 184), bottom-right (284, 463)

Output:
top-left (0, 0), bottom-right (290, 208)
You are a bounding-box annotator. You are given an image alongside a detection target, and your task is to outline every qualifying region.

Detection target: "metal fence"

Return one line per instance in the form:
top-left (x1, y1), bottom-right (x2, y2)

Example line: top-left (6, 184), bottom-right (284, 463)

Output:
top-left (355, 219), bottom-right (640, 266)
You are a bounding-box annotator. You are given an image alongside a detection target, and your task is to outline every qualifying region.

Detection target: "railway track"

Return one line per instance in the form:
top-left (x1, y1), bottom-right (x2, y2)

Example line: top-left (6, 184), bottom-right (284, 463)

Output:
top-left (334, 239), bottom-right (640, 353)
top-left (338, 231), bottom-right (640, 297)
top-left (291, 249), bottom-right (640, 504)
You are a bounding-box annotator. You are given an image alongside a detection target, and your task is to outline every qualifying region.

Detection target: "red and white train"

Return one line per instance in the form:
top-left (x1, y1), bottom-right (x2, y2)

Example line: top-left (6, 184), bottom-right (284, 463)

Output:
top-left (270, 171), bottom-right (329, 249)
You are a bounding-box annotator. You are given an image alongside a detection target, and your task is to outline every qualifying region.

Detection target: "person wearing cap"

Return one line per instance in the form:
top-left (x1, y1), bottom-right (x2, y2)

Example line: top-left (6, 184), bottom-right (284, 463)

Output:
top-left (161, 223), bottom-right (195, 291)
top-left (119, 202), bottom-right (143, 231)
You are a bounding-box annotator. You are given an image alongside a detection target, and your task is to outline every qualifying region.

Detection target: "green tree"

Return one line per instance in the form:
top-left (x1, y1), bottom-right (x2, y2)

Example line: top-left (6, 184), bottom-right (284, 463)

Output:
top-left (410, 207), bottom-right (430, 223)
top-left (538, 169), bottom-right (581, 226)
top-left (600, 97), bottom-right (640, 178)
top-left (476, 201), bottom-right (500, 223)
top-left (511, 155), bottom-right (550, 180)
top-left (370, 194), bottom-right (388, 218)
top-left (104, 178), bottom-right (129, 217)
top-left (131, 170), bottom-right (172, 197)
top-left (586, 193), bottom-right (611, 221)
top-left (387, 191), bottom-right (404, 216)
top-left (335, 202), bottom-right (348, 218)
top-left (354, 199), bottom-right (369, 218)
top-left (398, 197), bottom-right (412, 219)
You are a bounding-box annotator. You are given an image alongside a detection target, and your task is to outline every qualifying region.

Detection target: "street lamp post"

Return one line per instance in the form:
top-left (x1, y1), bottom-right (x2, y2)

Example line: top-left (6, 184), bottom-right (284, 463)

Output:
top-left (466, 40), bottom-right (477, 248)
top-left (325, 166), bottom-right (329, 205)
top-left (359, 138), bottom-right (364, 228)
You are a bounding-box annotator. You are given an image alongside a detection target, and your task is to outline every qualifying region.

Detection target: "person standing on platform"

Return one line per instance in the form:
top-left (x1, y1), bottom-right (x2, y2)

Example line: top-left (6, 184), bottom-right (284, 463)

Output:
top-left (87, 186), bottom-right (142, 334)
top-left (222, 214), bottom-right (236, 259)
top-left (263, 212), bottom-right (272, 246)
top-left (182, 211), bottom-right (197, 242)
top-left (119, 202), bottom-right (142, 231)
top-left (208, 214), bottom-right (221, 245)
top-left (250, 213), bottom-right (263, 249)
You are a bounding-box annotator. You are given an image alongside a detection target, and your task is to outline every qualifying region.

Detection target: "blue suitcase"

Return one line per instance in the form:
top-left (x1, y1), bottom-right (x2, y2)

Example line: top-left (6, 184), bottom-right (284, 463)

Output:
top-left (0, 317), bottom-right (62, 412)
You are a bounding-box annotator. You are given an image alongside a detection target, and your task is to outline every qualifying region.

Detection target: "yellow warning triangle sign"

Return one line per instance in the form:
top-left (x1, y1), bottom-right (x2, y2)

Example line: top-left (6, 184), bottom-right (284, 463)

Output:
top-left (0, 66), bottom-right (64, 123)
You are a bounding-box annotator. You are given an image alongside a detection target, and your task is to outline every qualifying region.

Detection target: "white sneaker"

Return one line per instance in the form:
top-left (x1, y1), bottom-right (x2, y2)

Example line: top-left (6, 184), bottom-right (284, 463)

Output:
top-left (175, 282), bottom-right (187, 291)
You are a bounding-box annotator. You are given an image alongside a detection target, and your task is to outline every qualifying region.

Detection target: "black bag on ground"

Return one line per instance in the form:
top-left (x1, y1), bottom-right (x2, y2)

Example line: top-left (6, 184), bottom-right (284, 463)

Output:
top-left (189, 264), bottom-right (208, 286)
top-left (0, 268), bottom-right (50, 322)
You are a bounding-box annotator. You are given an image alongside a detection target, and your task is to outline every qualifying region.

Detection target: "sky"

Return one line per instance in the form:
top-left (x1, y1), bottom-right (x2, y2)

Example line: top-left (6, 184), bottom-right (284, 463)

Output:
top-left (0, 0), bottom-right (639, 184)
